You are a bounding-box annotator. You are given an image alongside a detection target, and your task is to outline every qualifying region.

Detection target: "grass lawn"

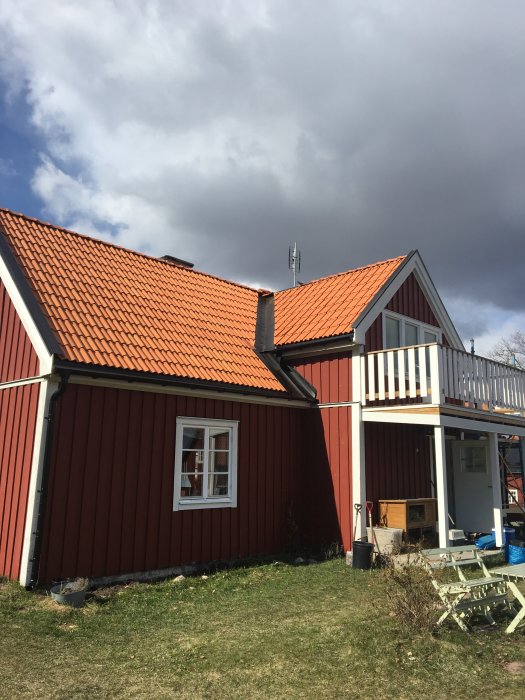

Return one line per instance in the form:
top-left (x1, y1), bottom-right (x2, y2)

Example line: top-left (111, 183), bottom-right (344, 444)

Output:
top-left (1, 558), bottom-right (524, 699)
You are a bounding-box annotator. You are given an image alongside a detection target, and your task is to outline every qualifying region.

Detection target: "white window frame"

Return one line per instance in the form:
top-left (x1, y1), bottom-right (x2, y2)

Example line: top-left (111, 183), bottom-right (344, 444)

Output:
top-left (173, 416), bottom-right (239, 511)
top-left (382, 311), bottom-right (442, 350)
top-left (507, 488), bottom-right (519, 505)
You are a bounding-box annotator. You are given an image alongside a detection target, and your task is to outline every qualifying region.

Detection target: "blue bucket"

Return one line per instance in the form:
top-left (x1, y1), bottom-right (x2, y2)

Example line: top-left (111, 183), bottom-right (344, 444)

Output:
top-left (492, 527), bottom-right (516, 561)
top-left (508, 540), bottom-right (525, 565)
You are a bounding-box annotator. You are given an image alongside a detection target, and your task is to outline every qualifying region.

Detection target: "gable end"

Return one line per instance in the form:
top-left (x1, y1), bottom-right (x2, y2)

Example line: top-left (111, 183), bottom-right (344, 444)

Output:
top-left (0, 227), bottom-right (61, 374)
top-left (353, 251), bottom-right (463, 351)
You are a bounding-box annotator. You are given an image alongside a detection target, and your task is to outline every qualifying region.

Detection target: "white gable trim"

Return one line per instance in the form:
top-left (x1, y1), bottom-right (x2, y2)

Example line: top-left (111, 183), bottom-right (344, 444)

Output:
top-left (352, 251), bottom-right (464, 350)
top-left (0, 254), bottom-right (54, 375)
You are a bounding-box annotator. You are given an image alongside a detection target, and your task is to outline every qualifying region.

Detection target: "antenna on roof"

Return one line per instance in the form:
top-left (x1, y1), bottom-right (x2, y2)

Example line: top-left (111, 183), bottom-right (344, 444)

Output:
top-left (288, 242), bottom-right (301, 287)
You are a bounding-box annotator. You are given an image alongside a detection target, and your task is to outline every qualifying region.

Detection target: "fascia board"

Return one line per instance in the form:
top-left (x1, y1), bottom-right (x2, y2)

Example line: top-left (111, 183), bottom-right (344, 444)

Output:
top-left (68, 374), bottom-right (311, 408)
top-left (0, 231), bottom-right (60, 374)
top-left (352, 250), bottom-right (464, 350)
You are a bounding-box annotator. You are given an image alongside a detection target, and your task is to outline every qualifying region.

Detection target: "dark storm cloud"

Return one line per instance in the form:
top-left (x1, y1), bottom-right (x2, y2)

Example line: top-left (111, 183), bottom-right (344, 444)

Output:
top-left (134, 0), bottom-right (524, 313)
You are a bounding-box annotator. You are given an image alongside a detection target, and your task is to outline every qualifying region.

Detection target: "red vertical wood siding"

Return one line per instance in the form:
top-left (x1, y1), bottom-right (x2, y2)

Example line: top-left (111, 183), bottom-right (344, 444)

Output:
top-left (0, 279), bottom-right (40, 382)
top-left (290, 356), bottom-right (353, 551)
top-left (38, 384), bottom-right (305, 582)
top-left (291, 353), bottom-right (352, 404)
top-left (365, 422), bottom-right (432, 509)
top-left (0, 383), bottom-right (40, 579)
top-left (303, 406), bottom-right (353, 552)
top-left (365, 273), bottom-right (448, 351)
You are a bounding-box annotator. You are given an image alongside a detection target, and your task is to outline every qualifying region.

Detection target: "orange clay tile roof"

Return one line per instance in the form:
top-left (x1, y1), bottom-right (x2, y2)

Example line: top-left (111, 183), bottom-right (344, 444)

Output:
top-left (274, 255), bottom-right (407, 346)
top-left (0, 208), bottom-right (285, 393)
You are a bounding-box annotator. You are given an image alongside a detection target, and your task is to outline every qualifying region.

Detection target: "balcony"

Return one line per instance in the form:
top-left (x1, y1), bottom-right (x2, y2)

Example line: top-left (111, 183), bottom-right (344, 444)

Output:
top-left (361, 343), bottom-right (525, 415)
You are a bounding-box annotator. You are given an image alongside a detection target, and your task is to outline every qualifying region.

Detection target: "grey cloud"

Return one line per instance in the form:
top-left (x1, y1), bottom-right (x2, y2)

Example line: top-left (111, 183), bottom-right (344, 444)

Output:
top-left (2, 0), bottom-right (525, 317)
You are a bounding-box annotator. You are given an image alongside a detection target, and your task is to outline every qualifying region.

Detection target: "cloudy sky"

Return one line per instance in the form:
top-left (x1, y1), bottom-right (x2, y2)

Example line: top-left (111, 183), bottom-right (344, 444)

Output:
top-left (1, 0), bottom-right (525, 354)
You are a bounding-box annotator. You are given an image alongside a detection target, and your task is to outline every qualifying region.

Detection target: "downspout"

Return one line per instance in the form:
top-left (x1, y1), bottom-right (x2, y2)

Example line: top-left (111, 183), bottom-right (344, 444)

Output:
top-left (26, 371), bottom-right (70, 589)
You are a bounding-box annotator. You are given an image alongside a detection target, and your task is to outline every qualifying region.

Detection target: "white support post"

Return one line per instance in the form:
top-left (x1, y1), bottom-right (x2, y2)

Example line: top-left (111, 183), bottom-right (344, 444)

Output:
top-left (351, 403), bottom-right (366, 540)
top-left (488, 431), bottom-right (503, 548)
top-left (434, 425), bottom-right (449, 548)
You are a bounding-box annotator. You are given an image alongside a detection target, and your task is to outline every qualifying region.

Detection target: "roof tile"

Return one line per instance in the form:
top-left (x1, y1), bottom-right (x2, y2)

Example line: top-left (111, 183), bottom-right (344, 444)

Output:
top-left (0, 208), bottom-right (284, 393)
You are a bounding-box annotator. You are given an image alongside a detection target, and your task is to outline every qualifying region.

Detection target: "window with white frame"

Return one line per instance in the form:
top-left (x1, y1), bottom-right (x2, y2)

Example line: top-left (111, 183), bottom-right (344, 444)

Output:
top-left (507, 488), bottom-right (519, 505)
top-left (173, 417), bottom-right (238, 511)
top-left (383, 311), bottom-right (441, 350)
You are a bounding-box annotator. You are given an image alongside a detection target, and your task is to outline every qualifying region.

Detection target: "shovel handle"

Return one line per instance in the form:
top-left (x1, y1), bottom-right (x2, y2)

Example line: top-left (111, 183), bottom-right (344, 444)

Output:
top-left (353, 503), bottom-right (363, 543)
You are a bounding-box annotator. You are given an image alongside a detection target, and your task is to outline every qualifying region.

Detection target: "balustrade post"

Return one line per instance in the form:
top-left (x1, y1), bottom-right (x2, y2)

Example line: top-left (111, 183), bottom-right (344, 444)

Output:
top-left (429, 344), bottom-right (443, 406)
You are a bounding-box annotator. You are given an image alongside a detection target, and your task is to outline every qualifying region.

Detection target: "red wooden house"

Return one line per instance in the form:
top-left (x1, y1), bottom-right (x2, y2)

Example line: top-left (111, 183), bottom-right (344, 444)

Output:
top-left (1, 207), bottom-right (524, 586)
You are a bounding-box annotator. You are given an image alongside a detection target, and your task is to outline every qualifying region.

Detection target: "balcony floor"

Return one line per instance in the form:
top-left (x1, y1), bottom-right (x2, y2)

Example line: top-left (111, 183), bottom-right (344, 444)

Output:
top-left (362, 400), bottom-right (525, 435)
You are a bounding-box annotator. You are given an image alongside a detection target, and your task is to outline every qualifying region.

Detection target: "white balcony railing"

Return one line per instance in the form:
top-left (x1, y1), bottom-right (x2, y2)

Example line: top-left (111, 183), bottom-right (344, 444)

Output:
top-left (361, 344), bottom-right (525, 413)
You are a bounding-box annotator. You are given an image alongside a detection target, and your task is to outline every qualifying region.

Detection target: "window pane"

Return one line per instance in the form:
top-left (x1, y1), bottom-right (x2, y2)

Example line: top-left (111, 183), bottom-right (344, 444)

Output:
top-left (424, 331), bottom-right (437, 344)
top-left (385, 317), bottom-right (400, 349)
top-left (208, 473), bottom-right (229, 497)
top-left (181, 450), bottom-right (204, 471)
top-left (209, 450), bottom-right (229, 473)
top-left (180, 473), bottom-right (203, 497)
top-left (183, 427), bottom-right (204, 450)
top-left (405, 323), bottom-right (418, 346)
top-left (460, 446), bottom-right (486, 473)
top-left (209, 428), bottom-right (229, 451)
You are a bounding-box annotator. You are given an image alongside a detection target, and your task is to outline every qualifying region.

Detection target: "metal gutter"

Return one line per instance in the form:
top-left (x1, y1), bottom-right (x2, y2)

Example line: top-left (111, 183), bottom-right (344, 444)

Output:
top-left (52, 359), bottom-right (300, 401)
top-left (276, 331), bottom-right (355, 354)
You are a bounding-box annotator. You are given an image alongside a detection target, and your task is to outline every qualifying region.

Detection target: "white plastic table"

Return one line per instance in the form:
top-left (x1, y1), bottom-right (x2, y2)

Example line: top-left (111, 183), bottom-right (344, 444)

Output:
top-left (490, 563), bottom-right (525, 633)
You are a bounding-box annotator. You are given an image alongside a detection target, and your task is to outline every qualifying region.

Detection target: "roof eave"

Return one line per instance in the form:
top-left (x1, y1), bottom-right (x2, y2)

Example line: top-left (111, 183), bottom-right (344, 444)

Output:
top-left (276, 331), bottom-right (356, 356)
top-left (53, 358), bottom-right (306, 402)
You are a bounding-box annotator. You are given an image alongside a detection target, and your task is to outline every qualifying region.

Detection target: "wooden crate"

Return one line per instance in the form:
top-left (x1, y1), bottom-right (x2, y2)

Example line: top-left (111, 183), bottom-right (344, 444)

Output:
top-left (378, 498), bottom-right (437, 534)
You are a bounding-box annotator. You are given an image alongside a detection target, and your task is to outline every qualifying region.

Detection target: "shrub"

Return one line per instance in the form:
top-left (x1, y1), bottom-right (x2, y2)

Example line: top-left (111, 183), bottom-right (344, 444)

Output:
top-left (380, 549), bottom-right (438, 633)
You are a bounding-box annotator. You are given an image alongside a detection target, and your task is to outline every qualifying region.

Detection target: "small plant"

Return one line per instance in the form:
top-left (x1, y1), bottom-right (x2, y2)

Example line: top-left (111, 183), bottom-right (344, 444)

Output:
top-left (323, 541), bottom-right (344, 560)
top-left (59, 577), bottom-right (89, 595)
top-left (380, 547), bottom-right (438, 633)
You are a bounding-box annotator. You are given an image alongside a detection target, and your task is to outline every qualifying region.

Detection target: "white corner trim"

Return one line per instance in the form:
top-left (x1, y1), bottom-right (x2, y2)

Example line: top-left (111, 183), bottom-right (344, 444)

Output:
top-left (0, 258), bottom-right (54, 375)
top-left (19, 376), bottom-right (60, 587)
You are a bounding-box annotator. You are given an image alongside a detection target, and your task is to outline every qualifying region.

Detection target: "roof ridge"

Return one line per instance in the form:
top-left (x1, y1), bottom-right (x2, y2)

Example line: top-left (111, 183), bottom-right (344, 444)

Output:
top-left (0, 206), bottom-right (259, 296)
top-left (276, 254), bottom-right (407, 295)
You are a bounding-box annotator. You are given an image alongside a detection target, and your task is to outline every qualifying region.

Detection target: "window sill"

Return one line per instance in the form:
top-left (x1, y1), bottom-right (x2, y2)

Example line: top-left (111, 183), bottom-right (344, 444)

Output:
top-left (174, 497), bottom-right (236, 512)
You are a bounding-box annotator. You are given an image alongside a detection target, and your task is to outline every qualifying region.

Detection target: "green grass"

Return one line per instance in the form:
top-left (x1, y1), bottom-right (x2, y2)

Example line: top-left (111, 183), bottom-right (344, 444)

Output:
top-left (0, 559), bottom-right (524, 699)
